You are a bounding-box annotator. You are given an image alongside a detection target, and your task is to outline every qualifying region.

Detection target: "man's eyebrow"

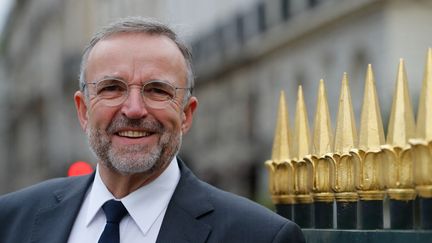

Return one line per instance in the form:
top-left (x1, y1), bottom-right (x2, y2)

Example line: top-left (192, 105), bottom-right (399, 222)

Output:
top-left (93, 75), bottom-right (126, 82)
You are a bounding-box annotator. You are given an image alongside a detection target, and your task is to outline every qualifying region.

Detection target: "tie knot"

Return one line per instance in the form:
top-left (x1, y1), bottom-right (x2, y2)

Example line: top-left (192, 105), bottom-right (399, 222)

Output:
top-left (102, 199), bottom-right (128, 223)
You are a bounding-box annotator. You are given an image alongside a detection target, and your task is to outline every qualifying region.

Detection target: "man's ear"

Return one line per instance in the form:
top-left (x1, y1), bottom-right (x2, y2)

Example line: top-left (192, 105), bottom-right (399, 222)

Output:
top-left (74, 91), bottom-right (89, 131)
top-left (181, 96), bottom-right (198, 134)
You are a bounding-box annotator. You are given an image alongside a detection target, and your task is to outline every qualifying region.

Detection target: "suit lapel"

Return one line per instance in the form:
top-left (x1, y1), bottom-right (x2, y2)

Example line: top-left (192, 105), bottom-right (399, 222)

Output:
top-left (28, 160), bottom-right (212, 243)
top-left (156, 159), bottom-right (213, 243)
top-left (30, 174), bottom-right (94, 243)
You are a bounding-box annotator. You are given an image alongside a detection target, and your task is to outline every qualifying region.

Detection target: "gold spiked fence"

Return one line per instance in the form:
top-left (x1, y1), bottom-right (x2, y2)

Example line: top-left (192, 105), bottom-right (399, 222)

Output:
top-left (265, 48), bottom-right (432, 231)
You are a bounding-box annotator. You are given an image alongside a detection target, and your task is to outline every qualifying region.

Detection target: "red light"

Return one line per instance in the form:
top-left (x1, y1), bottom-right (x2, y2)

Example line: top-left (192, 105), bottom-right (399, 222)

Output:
top-left (68, 161), bottom-right (94, 176)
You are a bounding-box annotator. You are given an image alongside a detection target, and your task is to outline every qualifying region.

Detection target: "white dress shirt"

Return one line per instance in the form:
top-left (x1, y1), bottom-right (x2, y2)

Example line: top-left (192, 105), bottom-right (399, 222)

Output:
top-left (67, 158), bottom-right (180, 243)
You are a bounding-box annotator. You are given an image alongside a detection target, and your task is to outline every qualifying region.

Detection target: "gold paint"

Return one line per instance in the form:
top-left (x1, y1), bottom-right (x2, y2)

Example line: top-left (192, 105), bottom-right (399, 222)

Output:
top-left (306, 80), bottom-right (335, 202)
top-left (265, 161), bottom-right (296, 204)
top-left (292, 86), bottom-right (313, 204)
top-left (312, 80), bottom-right (333, 157)
top-left (309, 156), bottom-right (336, 202)
top-left (410, 140), bottom-right (432, 198)
top-left (358, 65), bottom-right (385, 152)
top-left (383, 59), bottom-right (416, 201)
top-left (294, 160), bottom-right (314, 204)
top-left (357, 65), bottom-right (386, 201)
top-left (332, 73), bottom-right (359, 202)
top-left (334, 73), bottom-right (358, 154)
top-left (265, 55), bottom-right (431, 205)
top-left (411, 48), bottom-right (432, 198)
top-left (386, 59), bottom-right (416, 147)
top-left (333, 152), bottom-right (360, 193)
top-left (416, 48), bottom-right (432, 141)
top-left (292, 86), bottom-right (311, 160)
top-left (270, 91), bottom-right (291, 162)
top-left (382, 145), bottom-right (415, 200)
top-left (265, 91), bottom-right (296, 204)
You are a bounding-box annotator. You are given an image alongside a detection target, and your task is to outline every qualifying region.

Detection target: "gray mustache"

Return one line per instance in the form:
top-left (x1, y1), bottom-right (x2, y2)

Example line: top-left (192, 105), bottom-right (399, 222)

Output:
top-left (107, 116), bottom-right (164, 134)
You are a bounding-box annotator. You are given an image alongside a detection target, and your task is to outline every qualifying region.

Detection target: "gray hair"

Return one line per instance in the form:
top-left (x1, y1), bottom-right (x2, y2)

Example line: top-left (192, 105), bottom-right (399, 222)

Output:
top-left (79, 16), bottom-right (194, 99)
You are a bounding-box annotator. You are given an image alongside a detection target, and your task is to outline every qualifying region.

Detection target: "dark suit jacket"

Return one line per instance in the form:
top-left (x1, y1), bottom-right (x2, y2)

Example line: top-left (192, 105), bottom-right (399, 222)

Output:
top-left (0, 159), bottom-right (304, 243)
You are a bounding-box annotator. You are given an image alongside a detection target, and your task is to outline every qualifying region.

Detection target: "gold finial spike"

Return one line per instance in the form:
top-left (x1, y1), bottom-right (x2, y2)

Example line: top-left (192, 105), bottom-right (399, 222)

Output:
top-left (386, 59), bottom-right (416, 147)
top-left (271, 90), bottom-right (291, 162)
top-left (334, 73), bottom-right (358, 154)
top-left (312, 79), bottom-right (333, 157)
top-left (358, 64), bottom-right (385, 151)
top-left (416, 48), bottom-right (432, 141)
top-left (411, 48), bottom-right (432, 199)
top-left (292, 85), bottom-right (311, 160)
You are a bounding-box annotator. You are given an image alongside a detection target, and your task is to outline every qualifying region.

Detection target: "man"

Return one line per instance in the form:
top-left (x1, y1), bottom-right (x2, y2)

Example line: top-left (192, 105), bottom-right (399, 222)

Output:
top-left (0, 17), bottom-right (304, 243)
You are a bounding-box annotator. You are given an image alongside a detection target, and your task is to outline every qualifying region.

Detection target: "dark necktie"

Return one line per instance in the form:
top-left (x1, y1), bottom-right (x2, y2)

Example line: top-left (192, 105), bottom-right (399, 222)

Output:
top-left (98, 199), bottom-right (128, 243)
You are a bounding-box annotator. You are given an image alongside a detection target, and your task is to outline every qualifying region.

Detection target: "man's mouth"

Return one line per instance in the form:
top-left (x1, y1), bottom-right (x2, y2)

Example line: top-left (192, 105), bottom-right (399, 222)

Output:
top-left (117, 131), bottom-right (153, 138)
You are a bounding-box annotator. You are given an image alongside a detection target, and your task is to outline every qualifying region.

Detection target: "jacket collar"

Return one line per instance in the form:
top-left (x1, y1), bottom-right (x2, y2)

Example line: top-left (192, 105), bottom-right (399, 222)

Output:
top-left (156, 158), bottom-right (214, 243)
top-left (30, 174), bottom-right (94, 243)
top-left (30, 158), bottom-right (214, 243)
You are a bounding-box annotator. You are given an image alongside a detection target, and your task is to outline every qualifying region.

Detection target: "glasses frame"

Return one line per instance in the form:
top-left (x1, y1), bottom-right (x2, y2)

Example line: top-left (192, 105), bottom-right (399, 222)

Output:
top-left (83, 77), bottom-right (192, 108)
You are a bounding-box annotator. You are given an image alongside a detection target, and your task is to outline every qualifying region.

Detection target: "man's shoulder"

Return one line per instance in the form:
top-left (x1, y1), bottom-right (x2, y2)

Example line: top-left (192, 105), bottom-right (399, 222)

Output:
top-left (0, 175), bottom-right (92, 242)
top-left (188, 176), bottom-right (305, 242)
top-left (0, 175), bottom-right (89, 206)
top-left (199, 179), bottom-right (284, 221)
top-left (177, 159), bottom-right (289, 225)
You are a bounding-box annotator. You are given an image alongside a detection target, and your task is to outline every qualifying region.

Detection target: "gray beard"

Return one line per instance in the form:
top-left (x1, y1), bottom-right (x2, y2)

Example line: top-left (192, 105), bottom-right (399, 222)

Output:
top-left (86, 116), bottom-right (181, 175)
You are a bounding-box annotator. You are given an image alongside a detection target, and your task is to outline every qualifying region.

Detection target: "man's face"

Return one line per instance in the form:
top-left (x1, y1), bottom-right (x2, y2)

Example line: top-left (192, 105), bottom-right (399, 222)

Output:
top-left (74, 33), bottom-right (197, 175)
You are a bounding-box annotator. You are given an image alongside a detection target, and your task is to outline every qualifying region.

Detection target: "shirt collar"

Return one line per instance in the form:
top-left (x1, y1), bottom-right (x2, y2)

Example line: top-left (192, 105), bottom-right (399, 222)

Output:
top-left (85, 157), bottom-right (180, 235)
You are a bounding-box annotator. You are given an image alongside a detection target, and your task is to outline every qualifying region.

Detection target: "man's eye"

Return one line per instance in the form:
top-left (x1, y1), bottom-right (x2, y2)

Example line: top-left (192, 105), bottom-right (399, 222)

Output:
top-left (147, 87), bottom-right (169, 95)
top-left (144, 85), bottom-right (174, 101)
top-left (96, 82), bottom-right (127, 97)
top-left (100, 85), bottom-right (123, 92)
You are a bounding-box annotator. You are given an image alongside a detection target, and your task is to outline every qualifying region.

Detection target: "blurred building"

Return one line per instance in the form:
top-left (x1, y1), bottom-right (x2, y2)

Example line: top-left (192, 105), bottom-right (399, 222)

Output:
top-left (185, 0), bottom-right (432, 202)
top-left (0, 0), bottom-right (431, 206)
top-left (0, 0), bottom-right (260, 194)
top-left (0, 0), bottom-right (165, 192)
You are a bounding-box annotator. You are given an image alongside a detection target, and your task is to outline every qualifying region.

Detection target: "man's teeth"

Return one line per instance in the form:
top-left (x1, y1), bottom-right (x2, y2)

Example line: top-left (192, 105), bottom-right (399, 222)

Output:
top-left (118, 131), bottom-right (150, 138)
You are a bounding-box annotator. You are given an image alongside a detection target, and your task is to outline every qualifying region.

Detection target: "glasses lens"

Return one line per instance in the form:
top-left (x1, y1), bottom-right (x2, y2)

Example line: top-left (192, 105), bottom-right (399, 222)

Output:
top-left (142, 81), bottom-right (176, 105)
top-left (90, 79), bottom-right (180, 108)
top-left (95, 79), bottom-right (128, 106)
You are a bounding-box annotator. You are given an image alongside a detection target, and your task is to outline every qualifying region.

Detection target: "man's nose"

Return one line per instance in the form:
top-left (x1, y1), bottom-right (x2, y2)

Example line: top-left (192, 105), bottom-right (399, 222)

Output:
top-left (120, 87), bottom-right (148, 119)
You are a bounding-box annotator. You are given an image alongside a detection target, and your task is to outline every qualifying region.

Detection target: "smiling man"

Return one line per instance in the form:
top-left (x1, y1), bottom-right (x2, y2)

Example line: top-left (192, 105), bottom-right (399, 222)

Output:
top-left (76, 30), bottom-right (196, 199)
top-left (0, 17), bottom-right (304, 243)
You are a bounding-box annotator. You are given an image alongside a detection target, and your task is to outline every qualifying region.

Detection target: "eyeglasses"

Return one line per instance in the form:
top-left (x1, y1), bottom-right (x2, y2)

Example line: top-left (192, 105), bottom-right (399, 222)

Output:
top-left (83, 78), bottom-right (192, 109)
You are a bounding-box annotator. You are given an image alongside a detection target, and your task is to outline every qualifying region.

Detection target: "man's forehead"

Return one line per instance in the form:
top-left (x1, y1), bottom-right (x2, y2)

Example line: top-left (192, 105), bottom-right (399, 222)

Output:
top-left (88, 32), bottom-right (184, 64)
top-left (85, 32), bottom-right (188, 84)
top-left (94, 32), bottom-right (178, 51)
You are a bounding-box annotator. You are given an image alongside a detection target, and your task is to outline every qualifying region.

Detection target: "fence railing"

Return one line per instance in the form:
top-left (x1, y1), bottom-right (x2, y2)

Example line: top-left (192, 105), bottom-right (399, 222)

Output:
top-left (265, 49), bottom-right (432, 238)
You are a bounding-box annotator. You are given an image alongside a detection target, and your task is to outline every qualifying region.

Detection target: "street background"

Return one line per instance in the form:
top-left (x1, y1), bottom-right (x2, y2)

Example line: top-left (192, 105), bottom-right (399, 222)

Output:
top-left (0, 0), bottom-right (431, 207)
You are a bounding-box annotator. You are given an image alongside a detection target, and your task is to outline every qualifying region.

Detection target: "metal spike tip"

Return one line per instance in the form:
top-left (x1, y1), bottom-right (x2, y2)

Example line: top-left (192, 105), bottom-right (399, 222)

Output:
top-left (334, 73), bottom-right (358, 154)
top-left (271, 90), bottom-right (291, 162)
top-left (358, 64), bottom-right (385, 151)
top-left (293, 85), bottom-right (311, 160)
top-left (416, 48), bottom-right (432, 140)
top-left (386, 59), bottom-right (416, 147)
top-left (312, 79), bottom-right (333, 156)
